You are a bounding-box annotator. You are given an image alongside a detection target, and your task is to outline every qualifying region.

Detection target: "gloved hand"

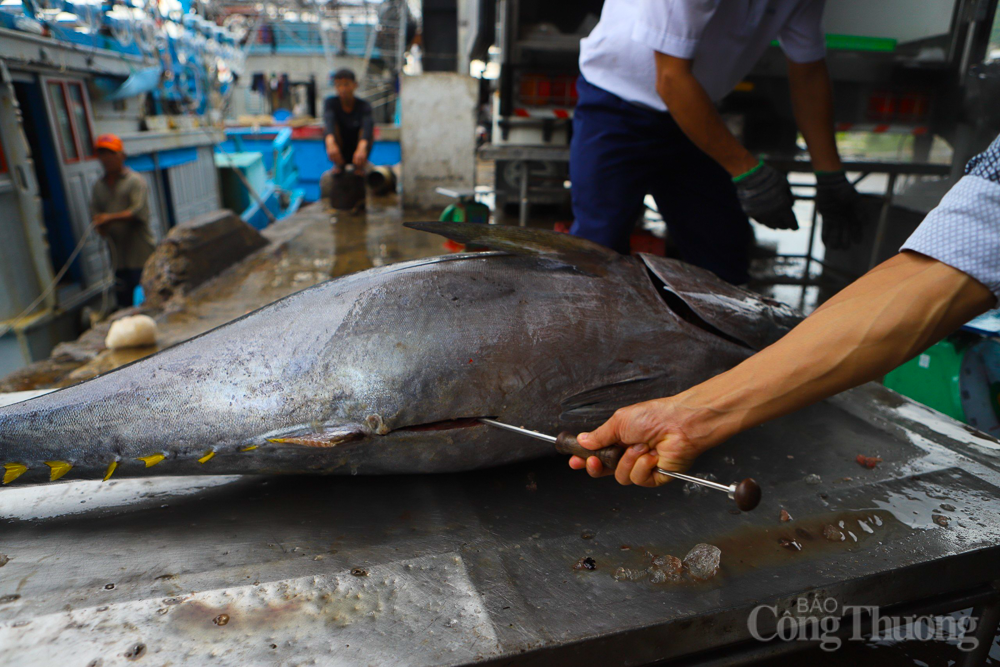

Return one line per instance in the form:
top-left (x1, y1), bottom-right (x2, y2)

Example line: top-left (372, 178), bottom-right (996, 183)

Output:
top-left (733, 161), bottom-right (799, 230)
top-left (815, 171), bottom-right (867, 250)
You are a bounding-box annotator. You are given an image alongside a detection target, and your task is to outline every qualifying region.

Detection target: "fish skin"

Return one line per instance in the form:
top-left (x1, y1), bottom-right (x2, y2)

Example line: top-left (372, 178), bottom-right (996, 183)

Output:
top-left (0, 225), bottom-right (799, 485)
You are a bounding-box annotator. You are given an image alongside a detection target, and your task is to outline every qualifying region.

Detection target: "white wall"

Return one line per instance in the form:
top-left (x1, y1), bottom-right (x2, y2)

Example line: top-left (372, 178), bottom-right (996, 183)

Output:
top-left (400, 72), bottom-right (477, 209)
top-left (823, 1), bottom-right (957, 44)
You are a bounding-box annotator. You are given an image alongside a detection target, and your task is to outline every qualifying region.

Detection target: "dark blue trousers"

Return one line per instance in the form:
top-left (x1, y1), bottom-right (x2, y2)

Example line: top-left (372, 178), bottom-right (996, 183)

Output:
top-left (569, 77), bottom-right (753, 284)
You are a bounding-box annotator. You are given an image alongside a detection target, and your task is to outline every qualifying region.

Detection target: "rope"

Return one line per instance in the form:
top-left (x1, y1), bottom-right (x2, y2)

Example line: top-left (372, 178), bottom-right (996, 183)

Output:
top-left (0, 223), bottom-right (101, 339)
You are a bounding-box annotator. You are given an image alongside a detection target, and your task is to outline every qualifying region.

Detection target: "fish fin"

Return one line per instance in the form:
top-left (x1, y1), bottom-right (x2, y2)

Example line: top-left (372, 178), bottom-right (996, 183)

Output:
top-left (640, 254), bottom-right (802, 351)
top-left (240, 445), bottom-right (258, 452)
top-left (403, 221), bottom-right (620, 276)
top-left (560, 375), bottom-right (669, 425)
top-left (103, 461), bottom-right (118, 482)
top-left (45, 461), bottom-right (72, 481)
top-left (266, 424), bottom-right (365, 448)
top-left (198, 451), bottom-right (215, 464)
top-left (3, 463), bottom-right (27, 485)
top-left (138, 453), bottom-right (166, 468)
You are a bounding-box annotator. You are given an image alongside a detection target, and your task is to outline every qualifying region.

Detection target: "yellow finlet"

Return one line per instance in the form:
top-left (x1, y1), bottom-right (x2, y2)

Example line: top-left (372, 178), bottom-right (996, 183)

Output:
top-left (240, 445), bottom-right (258, 452)
top-left (3, 463), bottom-right (28, 485)
top-left (103, 461), bottom-right (118, 482)
top-left (197, 451), bottom-right (215, 464)
top-left (138, 453), bottom-right (166, 468)
top-left (45, 461), bottom-right (73, 481)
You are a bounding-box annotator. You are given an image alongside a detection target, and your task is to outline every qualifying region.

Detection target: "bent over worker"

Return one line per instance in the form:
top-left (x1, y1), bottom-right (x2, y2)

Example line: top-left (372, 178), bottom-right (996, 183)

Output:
top-left (323, 68), bottom-right (375, 174)
top-left (570, 0), bottom-right (867, 284)
top-left (570, 134), bottom-right (1000, 486)
top-left (90, 134), bottom-right (155, 308)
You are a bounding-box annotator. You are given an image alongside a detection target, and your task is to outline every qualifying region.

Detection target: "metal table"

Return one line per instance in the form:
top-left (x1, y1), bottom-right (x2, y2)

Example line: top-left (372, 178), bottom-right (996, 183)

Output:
top-left (477, 144), bottom-right (571, 228)
top-left (1, 383), bottom-right (1000, 665)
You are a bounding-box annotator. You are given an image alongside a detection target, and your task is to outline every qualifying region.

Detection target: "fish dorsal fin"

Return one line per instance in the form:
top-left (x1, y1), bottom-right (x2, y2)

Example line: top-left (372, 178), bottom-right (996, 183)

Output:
top-left (640, 254), bottom-right (802, 351)
top-left (403, 221), bottom-right (620, 275)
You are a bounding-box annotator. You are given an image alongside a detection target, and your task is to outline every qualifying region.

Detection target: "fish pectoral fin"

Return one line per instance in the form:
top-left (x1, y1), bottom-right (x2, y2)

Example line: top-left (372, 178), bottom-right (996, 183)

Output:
top-left (639, 254), bottom-right (802, 350)
top-left (266, 424), bottom-right (365, 448)
top-left (403, 221), bottom-right (619, 276)
top-left (560, 375), bottom-right (668, 424)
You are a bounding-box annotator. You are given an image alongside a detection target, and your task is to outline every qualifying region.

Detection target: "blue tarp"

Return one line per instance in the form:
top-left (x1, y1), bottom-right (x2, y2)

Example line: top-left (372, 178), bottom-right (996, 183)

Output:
top-left (218, 134), bottom-right (400, 203)
top-left (93, 66), bottom-right (164, 101)
top-left (125, 154), bottom-right (156, 173)
top-left (125, 147), bottom-right (199, 173)
top-left (158, 147), bottom-right (199, 168)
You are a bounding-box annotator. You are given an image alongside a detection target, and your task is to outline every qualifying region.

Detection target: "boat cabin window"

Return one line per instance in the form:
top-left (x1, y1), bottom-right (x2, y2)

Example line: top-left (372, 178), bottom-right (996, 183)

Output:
top-left (47, 80), bottom-right (95, 163)
top-left (66, 83), bottom-right (95, 160)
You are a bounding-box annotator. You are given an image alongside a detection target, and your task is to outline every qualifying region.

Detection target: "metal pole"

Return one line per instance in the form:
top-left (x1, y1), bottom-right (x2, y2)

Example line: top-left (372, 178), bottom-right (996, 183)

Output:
top-left (868, 172), bottom-right (898, 269)
top-left (519, 161), bottom-right (529, 227)
top-left (800, 191), bottom-right (819, 311)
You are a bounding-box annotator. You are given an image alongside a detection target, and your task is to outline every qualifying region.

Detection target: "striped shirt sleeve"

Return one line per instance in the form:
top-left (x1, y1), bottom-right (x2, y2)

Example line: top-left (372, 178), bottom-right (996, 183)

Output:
top-left (901, 135), bottom-right (1000, 300)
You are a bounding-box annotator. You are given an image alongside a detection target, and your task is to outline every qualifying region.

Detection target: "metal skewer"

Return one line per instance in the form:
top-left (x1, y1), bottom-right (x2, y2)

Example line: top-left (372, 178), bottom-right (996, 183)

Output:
top-left (478, 418), bottom-right (762, 511)
top-left (479, 418), bottom-right (557, 442)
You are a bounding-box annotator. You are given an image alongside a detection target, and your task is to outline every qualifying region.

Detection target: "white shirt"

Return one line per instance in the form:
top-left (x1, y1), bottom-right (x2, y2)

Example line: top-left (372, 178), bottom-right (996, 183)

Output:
top-left (579, 0), bottom-right (828, 111)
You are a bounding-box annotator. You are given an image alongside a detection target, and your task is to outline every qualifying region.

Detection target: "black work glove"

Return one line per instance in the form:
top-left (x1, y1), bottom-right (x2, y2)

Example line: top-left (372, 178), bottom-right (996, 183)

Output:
top-left (733, 162), bottom-right (799, 230)
top-left (815, 171), bottom-right (867, 250)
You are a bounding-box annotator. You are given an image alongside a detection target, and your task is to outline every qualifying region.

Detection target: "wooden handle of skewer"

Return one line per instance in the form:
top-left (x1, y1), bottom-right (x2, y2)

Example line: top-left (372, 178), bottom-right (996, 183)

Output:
top-left (555, 432), bottom-right (624, 470)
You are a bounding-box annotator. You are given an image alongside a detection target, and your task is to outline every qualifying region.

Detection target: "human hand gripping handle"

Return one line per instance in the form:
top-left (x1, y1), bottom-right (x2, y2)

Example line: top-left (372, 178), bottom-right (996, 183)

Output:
top-left (734, 161), bottom-right (799, 230)
top-left (553, 432), bottom-right (623, 470)
top-left (567, 399), bottom-right (710, 488)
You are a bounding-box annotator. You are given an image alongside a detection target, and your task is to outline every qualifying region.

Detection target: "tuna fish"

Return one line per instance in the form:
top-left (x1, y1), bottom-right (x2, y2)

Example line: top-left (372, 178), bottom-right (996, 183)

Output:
top-left (0, 223), bottom-right (799, 485)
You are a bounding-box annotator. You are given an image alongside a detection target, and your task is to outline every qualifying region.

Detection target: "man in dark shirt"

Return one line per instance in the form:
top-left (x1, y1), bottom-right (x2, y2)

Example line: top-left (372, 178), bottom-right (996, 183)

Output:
top-left (323, 69), bottom-right (374, 174)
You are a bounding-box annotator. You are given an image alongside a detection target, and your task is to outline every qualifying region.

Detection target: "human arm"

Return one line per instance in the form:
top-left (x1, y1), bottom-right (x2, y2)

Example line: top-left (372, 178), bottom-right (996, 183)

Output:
top-left (652, 53), bottom-right (796, 230)
top-left (786, 58), bottom-right (840, 173)
top-left (572, 135), bottom-right (1000, 485)
top-left (325, 134), bottom-right (344, 171)
top-left (779, 0), bottom-right (866, 248)
top-left (570, 251), bottom-right (996, 486)
top-left (323, 99), bottom-right (345, 169)
top-left (786, 57), bottom-right (867, 248)
top-left (352, 139), bottom-right (368, 170)
top-left (653, 53), bottom-right (756, 177)
top-left (352, 102), bottom-right (375, 169)
top-left (93, 210), bottom-right (135, 226)
top-left (93, 177), bottom-right (149, 228)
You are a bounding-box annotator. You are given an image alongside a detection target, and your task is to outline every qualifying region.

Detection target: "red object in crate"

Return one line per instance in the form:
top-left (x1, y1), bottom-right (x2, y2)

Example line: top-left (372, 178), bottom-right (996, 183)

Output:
top-left (867, 91), bottom-right (895, 122)
top-left (291, 125), bottom-right (326, 140)
top-left (519, 74), bottom-right (549, 106)
top-left (519, 73), bottom-right (580, 108)
top-left (897, 93), bottom-right (929, 123)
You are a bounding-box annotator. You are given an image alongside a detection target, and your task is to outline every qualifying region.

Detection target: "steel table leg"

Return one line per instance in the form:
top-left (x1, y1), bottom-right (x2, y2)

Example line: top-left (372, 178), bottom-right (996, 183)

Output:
top-left (868, 172), bottom-right (899, 269)
top-left (961, 586), bottom-right (1000, 667)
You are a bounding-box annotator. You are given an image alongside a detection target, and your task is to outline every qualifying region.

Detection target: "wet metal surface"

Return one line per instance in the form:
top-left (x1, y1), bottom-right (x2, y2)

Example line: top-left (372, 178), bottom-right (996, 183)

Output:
top-left (2, 382), bottom-right (1000, 664)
